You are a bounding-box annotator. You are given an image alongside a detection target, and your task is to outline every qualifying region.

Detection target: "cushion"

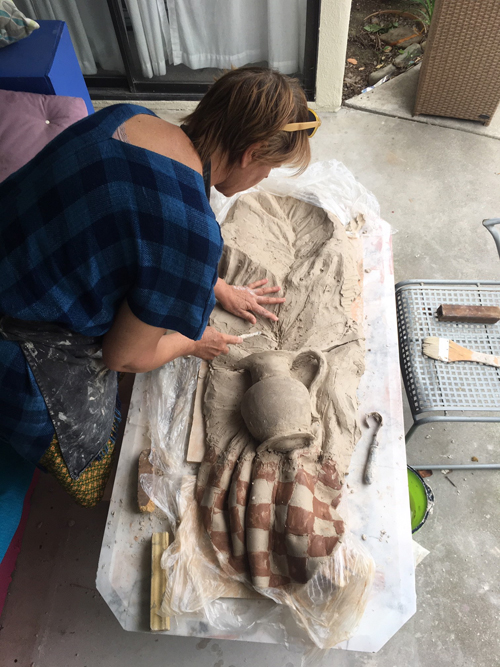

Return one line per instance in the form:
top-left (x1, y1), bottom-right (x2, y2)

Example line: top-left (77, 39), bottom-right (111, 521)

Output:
top-left (0, 0), bottom-right (38, 48)
top-left (0, 88), bottom-right (88, 182)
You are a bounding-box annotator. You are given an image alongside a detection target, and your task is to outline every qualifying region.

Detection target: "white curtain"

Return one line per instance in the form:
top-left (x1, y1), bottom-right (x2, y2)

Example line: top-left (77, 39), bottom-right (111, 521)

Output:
top-left (15, 0), bottom-right (125, 75)
top-left (16, 0), bottom-right (307, 80)
top-left (125, 0), bottom-right (173, 78)
top-left (164, 0), bottom-right (307, 75)
top-left (125, 0), bottom-right (306, 79)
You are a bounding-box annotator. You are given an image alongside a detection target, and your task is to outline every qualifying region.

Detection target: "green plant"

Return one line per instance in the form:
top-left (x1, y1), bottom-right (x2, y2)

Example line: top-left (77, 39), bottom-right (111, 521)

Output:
top-left (412, 0), bottom-right (435, 24)
top-left (363, 21), bottom-right (399, 34)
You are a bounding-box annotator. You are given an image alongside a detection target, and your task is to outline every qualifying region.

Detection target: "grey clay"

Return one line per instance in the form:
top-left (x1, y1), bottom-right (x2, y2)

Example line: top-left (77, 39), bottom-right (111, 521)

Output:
top-left (237, 349), bottom-right (327, 452)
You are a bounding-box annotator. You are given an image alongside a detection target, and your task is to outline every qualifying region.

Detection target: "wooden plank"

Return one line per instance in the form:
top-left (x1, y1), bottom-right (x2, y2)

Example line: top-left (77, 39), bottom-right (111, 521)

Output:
top-left (436, 304), bottom-right (500, 324)
top-left (150, 532), bottom-right (170, 631)
top-left (186, 360), bottom-right (208, 463)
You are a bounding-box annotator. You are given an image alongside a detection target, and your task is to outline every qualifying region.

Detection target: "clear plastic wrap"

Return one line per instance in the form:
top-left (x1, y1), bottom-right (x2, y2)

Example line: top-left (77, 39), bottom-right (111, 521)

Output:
top-left (159, 475), bottom-right (240, 615)
top-left (260, 534), bottom-right (375, 649)
top-left (210, 158), bottom-right (382, 231)
top-left (139, 355), bottom-right (199, 531)
top-left (142, 160), bottom-right (380, 651)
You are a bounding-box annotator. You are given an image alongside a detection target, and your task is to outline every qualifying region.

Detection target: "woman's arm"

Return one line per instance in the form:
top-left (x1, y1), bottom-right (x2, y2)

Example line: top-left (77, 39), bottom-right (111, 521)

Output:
top-left (102, 300), bottom-right (241, 373)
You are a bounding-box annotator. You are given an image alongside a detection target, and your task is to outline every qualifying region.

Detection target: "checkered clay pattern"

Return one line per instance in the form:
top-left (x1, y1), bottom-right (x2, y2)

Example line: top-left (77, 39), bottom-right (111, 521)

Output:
top-left (197, 430), bottom-right (251, 579)
top-left (198, 441), bottom-right (345, 588)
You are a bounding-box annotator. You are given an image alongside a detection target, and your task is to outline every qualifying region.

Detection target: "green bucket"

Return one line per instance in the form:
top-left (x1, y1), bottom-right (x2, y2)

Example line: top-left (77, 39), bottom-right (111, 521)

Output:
top-left (407, 465), bottom-right (434, 533)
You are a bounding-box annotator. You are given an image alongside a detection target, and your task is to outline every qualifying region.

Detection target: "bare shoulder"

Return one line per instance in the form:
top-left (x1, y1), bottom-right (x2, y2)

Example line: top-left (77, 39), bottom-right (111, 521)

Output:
top-left (122, 114), bottom-right (203, 176)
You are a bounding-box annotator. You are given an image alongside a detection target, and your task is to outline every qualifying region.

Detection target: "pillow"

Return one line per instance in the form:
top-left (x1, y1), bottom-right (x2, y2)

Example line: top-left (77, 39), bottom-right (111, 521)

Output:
top-left (0, 88), bottom-right (88, 183)
top-left (0, 0), bottom-right (38, 48)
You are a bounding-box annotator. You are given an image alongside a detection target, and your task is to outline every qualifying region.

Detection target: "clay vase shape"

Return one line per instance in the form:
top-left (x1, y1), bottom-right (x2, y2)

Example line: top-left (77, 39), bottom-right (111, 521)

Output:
top-left (237, 349), bottom-right (327, 452)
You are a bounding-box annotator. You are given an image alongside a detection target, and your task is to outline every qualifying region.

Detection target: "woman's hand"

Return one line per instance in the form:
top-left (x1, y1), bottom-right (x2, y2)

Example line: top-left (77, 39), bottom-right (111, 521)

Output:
top-left (214, 278), bottom-right (285, 324)
top-left (192, 326), bottom-right (242, 360)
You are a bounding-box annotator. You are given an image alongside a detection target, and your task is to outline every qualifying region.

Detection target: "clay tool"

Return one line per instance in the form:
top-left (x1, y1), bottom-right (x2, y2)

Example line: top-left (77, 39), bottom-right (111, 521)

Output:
top-left (239, 331), bottom-right (262, 340)
top-left (363, 412), bottom-right (383, 485)
top-left (423, 337), bottom-right (500, 368)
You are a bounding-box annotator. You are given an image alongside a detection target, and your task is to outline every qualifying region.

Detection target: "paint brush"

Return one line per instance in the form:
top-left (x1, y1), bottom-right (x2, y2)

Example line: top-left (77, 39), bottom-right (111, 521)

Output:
top-left (422, 337), bottom-right (500, 368)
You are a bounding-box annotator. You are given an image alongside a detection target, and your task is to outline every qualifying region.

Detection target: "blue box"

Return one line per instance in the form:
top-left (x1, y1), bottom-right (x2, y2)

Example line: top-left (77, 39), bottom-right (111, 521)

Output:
top-left (0, 20), bottom-right (93, 115)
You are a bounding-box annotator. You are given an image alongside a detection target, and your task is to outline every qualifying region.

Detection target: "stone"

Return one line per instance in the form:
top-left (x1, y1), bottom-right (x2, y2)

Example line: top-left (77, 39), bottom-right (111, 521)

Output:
top-left (380, 25), bottom-right (423, 46)
top-left (394, 43), bottom-right (423, 68)
top-left (368, 64), bottom-right (396, 86)
top-left (421, 40), bottom-right (427, 52)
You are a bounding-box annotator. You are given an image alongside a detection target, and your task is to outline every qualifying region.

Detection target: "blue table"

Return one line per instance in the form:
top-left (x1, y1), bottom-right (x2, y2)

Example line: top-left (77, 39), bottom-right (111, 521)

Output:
top-left (0, 20), bottom-right (93, 115)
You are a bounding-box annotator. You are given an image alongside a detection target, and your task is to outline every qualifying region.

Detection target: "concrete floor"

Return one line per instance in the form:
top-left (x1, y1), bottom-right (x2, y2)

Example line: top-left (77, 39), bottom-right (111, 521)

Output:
top-left (344, 64), bottom-right (500, 141)
top-left (2, 86), bottom-right (500, 666)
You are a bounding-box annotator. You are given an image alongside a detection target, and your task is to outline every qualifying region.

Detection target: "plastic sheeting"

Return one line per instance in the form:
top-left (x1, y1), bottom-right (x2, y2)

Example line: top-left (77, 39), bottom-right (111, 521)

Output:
top-left (140, 355), bottom-right (199, 530)
top-left (210, 159), bottom-right (382, 230)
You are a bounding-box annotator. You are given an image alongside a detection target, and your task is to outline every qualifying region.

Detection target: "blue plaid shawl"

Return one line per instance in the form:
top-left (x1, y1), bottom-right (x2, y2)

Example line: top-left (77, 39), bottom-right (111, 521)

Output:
top-left (0, 104), bottom-right (223, 464)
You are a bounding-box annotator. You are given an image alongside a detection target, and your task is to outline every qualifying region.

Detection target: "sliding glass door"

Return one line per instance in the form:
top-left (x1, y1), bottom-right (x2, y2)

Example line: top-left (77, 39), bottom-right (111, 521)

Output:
top-left (16, 0), bottom-right (320, 100)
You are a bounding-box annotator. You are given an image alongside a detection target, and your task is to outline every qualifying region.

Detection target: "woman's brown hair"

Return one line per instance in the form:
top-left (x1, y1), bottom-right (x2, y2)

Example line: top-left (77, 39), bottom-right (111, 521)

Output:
top-left (182, 67), bottom-right (311, 173)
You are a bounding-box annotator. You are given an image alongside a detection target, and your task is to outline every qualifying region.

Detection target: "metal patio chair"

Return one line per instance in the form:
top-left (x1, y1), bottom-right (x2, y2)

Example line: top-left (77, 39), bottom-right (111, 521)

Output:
top-left (396, 218), bottom-right (500, 470)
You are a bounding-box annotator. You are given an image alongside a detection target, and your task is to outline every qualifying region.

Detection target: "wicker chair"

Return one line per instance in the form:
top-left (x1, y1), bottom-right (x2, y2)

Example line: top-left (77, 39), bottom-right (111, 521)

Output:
top-left (414, 0), bottom-right (500, 126)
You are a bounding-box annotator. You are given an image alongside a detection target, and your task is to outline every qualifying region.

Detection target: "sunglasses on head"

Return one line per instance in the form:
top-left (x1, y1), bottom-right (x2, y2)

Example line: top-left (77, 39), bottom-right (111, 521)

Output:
top-left (282, 108), bottom-right (321, 138)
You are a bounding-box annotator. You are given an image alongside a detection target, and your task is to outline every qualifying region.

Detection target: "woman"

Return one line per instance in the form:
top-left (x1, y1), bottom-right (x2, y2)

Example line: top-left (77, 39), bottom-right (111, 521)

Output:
top-left (0, 67), bottom-right (320, 506)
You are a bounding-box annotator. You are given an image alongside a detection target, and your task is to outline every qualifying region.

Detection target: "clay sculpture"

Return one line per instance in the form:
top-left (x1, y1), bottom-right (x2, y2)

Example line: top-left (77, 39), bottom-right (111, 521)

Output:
top-left (196, 191), bottom-right (368, 591)
top-left (238, 349), bottom-right (326, 453)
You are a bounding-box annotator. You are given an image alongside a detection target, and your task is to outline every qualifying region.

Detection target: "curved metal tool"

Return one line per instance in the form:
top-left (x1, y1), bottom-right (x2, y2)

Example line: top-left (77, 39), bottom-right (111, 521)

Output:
top-left (482, 218), bottom-right (500, 259)
top-left (363, 412), bottom-right (383, 485)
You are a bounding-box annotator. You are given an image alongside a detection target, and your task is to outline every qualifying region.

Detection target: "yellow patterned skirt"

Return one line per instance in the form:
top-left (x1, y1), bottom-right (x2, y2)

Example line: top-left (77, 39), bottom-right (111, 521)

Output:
top-left (39, 409), bottom-right (121, 508)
